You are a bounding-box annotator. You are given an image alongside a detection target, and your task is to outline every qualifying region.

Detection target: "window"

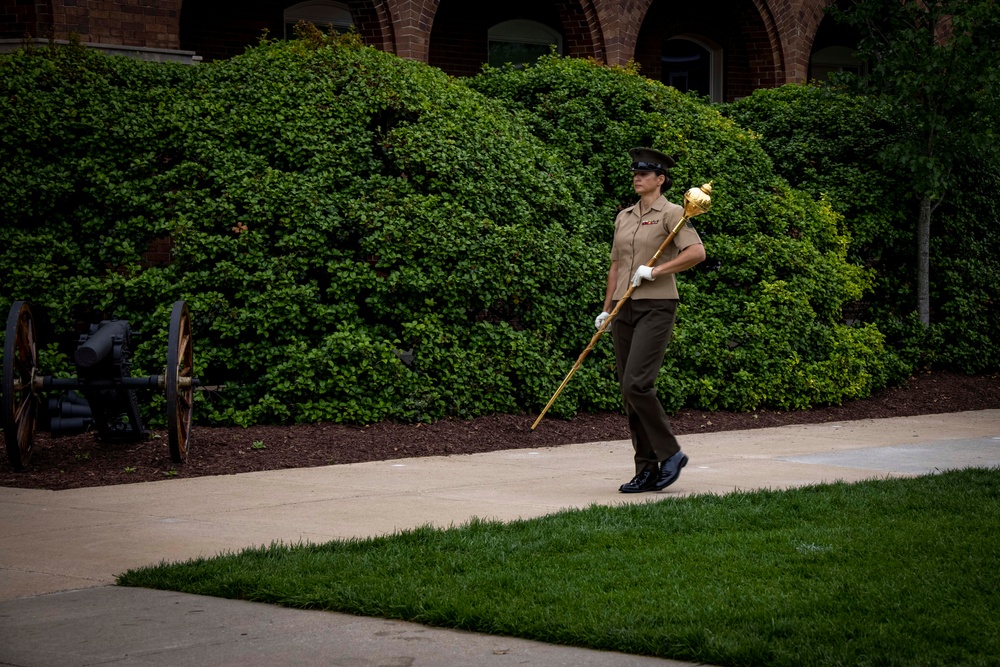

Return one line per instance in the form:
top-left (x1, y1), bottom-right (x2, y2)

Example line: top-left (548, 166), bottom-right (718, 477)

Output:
top-left (488, 20), bottom-right (562, 68)
top-left (284, 0), bottom-right (353, 39)
top-left (810, 46), bottom-right (865, 82)
top-left (661, 36), bottom-right (723, 102)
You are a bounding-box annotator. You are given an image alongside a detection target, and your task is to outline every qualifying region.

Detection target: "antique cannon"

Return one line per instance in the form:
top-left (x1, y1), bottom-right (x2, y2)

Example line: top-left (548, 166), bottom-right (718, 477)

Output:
top-left (2, 301), bottom-right (198, 470)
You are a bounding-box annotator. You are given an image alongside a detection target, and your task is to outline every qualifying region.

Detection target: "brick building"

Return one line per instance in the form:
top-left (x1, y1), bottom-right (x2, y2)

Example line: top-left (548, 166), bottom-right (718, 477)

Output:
top-left (1, 0), bottom-right (862, 101)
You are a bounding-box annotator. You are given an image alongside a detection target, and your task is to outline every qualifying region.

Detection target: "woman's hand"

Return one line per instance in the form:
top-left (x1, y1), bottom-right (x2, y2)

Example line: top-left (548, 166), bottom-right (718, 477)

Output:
top-left (630, 265), bottom-right (655, 287)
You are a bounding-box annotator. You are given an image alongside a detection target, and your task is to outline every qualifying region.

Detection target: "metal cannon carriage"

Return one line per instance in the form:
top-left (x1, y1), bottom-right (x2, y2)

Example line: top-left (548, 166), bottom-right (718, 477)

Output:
top-left (2, 300), bottom-right (198, 470)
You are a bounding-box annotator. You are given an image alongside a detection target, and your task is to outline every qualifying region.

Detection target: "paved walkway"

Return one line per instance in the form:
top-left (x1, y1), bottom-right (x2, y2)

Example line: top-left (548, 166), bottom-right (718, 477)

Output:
top-left (1, 410), bottom-right (998, 666)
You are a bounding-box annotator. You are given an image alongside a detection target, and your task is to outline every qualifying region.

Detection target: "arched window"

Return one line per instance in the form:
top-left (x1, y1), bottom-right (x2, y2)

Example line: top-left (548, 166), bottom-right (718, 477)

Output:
top-left (488, 19), bottom-right (562, 68)
top-left (284, 1), bottom-right (353, 39)
top-left (810, 45), bottom-right (864, 81)
top-left (809, 3), bottom-right (866, 83)
top-left (662, 36), bottom-right (723, 102)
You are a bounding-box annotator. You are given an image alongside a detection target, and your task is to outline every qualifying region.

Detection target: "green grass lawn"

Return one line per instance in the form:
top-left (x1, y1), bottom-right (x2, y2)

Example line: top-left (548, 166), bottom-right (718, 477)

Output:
top-left (118, 468), bottom-right (1000, 666)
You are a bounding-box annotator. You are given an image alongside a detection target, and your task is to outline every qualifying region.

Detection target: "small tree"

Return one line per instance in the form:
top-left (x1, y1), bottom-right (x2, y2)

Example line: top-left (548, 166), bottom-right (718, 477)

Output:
top-left (830, 0), bottom-right (1000, 326)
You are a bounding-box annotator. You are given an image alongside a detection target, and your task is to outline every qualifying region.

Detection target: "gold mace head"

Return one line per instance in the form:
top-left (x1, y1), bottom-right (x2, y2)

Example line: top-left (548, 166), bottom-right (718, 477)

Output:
top-left (683, 182), bottom-right (713, 219)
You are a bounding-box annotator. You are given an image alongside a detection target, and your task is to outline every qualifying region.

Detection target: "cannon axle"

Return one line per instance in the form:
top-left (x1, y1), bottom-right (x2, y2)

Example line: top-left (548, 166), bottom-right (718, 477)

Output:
top-left (36, 375), bottom-right (200, 390)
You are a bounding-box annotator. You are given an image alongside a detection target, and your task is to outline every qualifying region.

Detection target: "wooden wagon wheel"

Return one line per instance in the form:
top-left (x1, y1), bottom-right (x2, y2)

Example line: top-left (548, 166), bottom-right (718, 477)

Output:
top-left (166, 301), bottom-right (194, 463)
top-left (3, 301), bottom-right (40, 470)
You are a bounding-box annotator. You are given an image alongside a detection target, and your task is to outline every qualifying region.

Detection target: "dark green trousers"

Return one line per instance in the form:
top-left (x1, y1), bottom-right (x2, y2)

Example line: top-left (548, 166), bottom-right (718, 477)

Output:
top-left (611, 298), bottom-right (680, 475)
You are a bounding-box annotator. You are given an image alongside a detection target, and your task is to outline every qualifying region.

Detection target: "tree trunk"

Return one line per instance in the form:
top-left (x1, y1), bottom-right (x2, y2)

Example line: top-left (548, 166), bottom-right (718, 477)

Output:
top-left (917, 196), bottom-right (932, 327)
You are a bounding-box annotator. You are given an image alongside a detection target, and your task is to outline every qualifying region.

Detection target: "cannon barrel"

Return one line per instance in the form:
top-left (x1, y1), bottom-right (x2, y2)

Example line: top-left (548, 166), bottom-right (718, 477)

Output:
top-left (75, 320), bottom-right (130, 368)
top-left (47, 399), bottom-right (92, 418)
top-left (50, 416), bottom-right (94, 435)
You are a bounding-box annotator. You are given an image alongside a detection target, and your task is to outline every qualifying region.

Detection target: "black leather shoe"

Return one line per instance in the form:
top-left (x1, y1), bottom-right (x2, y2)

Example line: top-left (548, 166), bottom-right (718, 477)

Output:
top-left (619, 469), bottom-right (658, 493)
top-left (654, 451), bottom-right (688, 490)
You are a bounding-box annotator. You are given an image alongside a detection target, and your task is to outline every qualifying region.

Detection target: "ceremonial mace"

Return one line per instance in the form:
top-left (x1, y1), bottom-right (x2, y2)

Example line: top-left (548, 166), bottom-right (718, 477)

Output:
top-left (530, 182), bottom-right (713, 431)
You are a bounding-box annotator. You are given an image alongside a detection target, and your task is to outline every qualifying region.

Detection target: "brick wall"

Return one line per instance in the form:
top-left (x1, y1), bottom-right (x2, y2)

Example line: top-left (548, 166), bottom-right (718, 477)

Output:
top-left (87, 1), bottom-right (181, 48)
top-left (0, 1), bottom-right (50, 39)
top-left (26, 0), bottom-right (181, 48)
top-left (347, 0), bottom-right (395, 54)
top-left (779, 0), bottom-right (836, 83)
top-left (142, 236), bottom-right (174, 268)
top-left (3, 0), bottom-right (837, 94)
top-left (391, 0), bottom-right (438, 61)
top-left (594, 0), bottom-right (653, 67)
top-left (556, 0), bottom-right (604, 62)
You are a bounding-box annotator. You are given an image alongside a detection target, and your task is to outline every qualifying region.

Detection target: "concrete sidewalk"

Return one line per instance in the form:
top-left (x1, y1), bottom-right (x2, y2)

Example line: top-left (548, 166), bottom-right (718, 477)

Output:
top-left (1, 410), bottom-right (998, 666)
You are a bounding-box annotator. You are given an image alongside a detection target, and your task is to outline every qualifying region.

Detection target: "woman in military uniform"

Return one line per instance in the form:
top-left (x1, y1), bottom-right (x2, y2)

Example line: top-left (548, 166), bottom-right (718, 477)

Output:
top-left (594, 148), bottom-right (706, 493)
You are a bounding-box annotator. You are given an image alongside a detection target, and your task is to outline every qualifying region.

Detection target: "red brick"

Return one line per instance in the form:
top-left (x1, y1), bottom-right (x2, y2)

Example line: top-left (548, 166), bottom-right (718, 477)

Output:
top-left (6, 0), bottom-right (838, 98)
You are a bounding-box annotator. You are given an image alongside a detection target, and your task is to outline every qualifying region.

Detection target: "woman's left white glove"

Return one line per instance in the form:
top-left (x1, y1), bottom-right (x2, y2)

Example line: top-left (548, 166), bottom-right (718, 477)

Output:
top-left (631, 265), bottom-right (655, 287)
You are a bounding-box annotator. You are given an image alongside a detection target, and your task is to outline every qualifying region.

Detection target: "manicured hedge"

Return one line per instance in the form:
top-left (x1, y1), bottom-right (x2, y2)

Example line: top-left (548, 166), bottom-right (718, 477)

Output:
top-left (470, 57), bottom-right (889, 411)
top-left (1, 35), bottom-right (894, 425)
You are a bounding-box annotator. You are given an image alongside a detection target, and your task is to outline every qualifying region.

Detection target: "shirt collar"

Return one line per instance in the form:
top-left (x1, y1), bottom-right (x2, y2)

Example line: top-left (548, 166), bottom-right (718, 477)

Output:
top-left (625, 195), bottom-right (667, 217)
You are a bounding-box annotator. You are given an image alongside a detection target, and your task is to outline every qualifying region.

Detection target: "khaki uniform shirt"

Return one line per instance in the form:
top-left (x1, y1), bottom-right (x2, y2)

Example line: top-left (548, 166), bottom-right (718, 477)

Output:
top-left (610, 195), bottom-right (703, 300)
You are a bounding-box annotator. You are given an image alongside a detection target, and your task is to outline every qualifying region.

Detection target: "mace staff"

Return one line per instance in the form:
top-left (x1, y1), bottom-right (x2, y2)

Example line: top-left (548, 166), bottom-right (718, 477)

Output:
top-left (530, 182), bottom-right (713, 431)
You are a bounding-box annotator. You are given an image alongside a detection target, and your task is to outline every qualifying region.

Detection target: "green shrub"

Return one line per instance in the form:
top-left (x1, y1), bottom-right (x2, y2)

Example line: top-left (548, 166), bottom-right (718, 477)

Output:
top-left (470, 57), bottom-right (887, 411)
top-left (1, 39), bottom-right (893, 424)
top-left (0, 36), bottom-right (607, 424)
top-left (726, 84), bottom-right (1000, 375)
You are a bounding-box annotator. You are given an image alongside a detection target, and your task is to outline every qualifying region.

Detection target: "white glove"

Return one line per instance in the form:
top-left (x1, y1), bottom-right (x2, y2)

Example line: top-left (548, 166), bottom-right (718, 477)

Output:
top-left (595, 311), bottom-right (610, 330)
top-left (631, 265), bottom-right (655, 287)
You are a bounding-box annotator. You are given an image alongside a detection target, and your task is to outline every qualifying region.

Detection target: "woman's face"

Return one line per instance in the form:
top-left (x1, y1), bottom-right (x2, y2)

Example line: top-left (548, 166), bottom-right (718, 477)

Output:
top-left (633, 170), bottom-right (664, 197)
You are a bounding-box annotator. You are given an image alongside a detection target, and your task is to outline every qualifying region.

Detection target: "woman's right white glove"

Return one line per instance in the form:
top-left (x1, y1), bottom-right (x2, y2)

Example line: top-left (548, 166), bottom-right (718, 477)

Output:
top-left (631, 265), bottom-right (655, 287)
top-left (594, 311), bottom-right (611, 330)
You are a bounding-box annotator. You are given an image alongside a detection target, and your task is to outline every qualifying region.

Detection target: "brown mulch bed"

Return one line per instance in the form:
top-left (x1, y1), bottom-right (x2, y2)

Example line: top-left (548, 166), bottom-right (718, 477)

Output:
top-left (2, 371), bottom-right (997, 491)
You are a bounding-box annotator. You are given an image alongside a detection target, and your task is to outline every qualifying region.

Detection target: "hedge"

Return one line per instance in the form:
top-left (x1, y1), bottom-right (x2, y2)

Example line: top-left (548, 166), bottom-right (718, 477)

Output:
top-left (726, 84), bottom-right (1000, 374)
top-left (1, 34), bottom-right (893, 425)
top-left (469, 56), bottom-right (889, 411)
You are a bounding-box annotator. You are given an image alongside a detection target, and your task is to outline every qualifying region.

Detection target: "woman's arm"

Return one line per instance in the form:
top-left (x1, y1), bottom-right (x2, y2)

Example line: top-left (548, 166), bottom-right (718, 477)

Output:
top-left (651, 243), bottom-right (705, 279)
top-left (602, 260), bottom-right (619, 312)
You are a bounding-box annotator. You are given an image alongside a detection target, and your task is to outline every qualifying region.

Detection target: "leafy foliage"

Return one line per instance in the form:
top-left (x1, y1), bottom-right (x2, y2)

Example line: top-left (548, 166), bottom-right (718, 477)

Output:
top-left (470, 56), bottom-right (886, 411)
top-left (829, 0), bottom-right (1000, 204)
top-left (825, 0), bottom-right (1000, 328)
top-left (0, 36), bottom-right (606, 425)
top-left (727, 83), bottom-right (1000, 374)
top-left (1, 37), bottom-right (892, 425)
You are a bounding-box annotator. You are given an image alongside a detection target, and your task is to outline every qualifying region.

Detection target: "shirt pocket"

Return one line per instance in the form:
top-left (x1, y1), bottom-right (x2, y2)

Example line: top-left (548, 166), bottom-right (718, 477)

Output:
top-left (637, 219), bottom-right (666, 259)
